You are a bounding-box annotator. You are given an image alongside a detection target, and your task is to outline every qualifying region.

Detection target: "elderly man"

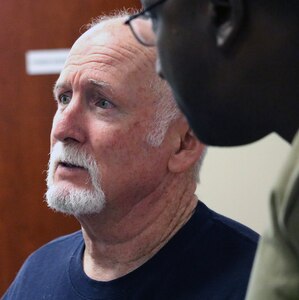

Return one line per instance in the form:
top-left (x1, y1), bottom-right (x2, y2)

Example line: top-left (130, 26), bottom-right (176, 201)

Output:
top-left (3, 14), bottom-right (258, 300)
top-left (126, 1), bottom-right (299, 299)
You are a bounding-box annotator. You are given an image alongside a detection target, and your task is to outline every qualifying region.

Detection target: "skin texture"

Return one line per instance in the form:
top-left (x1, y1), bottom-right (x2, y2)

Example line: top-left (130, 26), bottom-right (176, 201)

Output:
top-left (51, 18), bottom-right (204, 281)
top-left (140, 0), bottom-right (299, 146)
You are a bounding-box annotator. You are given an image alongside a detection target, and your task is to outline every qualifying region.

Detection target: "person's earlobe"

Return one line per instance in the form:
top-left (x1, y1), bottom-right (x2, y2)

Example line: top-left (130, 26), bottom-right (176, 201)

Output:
top-left (211, 0), bottom-right (244, 49)
top-left (168, 128), bottom-right (204, 175)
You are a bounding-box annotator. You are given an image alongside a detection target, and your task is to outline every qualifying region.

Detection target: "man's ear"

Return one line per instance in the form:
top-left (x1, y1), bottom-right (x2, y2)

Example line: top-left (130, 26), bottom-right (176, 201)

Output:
top-left (168, 126), bottom-right (205, 175)
top-left (211, 0), bottom-right (244, 49)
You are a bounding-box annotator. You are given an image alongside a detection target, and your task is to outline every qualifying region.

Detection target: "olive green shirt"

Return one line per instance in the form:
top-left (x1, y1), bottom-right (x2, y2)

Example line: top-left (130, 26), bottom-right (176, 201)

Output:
top-left (246, 130), bottom-right (299, 300)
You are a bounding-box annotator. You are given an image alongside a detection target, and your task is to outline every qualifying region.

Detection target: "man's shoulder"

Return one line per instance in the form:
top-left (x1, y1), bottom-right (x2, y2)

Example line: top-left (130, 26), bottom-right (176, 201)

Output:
top-left (193, 201), bottom-right (259, 246)
top-left (15, 230), bottom-right (83, 273)
top-left (2, 231), bottom-right (83, 300)
top-left (40, 230), bottom-right (83, 249)
top-left (209, 208), bottom-right (259, 245)
top-left (28, 230), bottom-right (83, 259)
top-left (170, 201), bottom-right (259, 272)
top-left (143, 202), bottom-right (259, 299)
top-left (186, 201), bottom-right (259, 274)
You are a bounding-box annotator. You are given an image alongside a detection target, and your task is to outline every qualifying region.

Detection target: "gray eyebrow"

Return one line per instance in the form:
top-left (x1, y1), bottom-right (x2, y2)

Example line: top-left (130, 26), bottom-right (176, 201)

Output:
top-left (52, 79), bottom-right (113, 99)
top-left (53, 81), bottom-right (69, 96)
top-left (53, 82), bottom-right (62, 99)
top-left (88, 79), bottom-right (112, 92)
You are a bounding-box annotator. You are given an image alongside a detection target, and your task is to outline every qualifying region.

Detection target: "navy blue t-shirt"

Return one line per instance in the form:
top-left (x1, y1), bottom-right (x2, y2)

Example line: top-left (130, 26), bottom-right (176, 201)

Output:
top-left (3, 202), bottom-right (258, 300)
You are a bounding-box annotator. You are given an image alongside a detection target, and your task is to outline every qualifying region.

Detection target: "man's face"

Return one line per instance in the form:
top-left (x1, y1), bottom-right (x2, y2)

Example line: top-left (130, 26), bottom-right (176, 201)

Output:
top-left (139, 0), bottom-right (276, 146)
top-left (140, 0), bottom-right (226, 144)
top-left (47, 22), bottom-right (175, 217)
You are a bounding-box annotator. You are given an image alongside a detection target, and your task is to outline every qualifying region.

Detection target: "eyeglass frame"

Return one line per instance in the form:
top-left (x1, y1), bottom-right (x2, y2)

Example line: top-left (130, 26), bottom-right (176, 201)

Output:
top-left (124, 0), bottom-right (167, 47)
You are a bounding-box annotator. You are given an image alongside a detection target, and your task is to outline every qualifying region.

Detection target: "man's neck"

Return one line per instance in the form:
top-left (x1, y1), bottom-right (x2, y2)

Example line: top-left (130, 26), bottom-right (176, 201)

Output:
top-left (78, 175), bottom-right (198, 281)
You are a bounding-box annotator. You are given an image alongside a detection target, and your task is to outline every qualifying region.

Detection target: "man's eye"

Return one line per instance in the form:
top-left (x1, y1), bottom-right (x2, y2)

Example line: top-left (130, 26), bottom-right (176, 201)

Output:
top-left (96, 99), bottom-right (114, 109)
top-left (58, 94), bottom-right (71, 105)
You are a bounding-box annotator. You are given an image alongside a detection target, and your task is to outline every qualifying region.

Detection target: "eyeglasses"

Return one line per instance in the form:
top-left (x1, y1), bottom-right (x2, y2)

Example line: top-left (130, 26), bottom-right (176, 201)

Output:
top-left (124, 0), bottom-right (167, 47)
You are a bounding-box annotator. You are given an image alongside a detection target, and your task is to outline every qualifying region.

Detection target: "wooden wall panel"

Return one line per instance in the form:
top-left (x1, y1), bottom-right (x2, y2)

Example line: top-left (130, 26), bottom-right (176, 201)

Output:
top-left (0, 0), bottom-right (141, 294)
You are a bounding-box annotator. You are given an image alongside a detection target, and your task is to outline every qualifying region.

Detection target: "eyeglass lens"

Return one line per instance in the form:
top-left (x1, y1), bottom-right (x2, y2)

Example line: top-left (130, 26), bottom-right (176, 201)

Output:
top-left (130, 17), bottom-right (156, 46)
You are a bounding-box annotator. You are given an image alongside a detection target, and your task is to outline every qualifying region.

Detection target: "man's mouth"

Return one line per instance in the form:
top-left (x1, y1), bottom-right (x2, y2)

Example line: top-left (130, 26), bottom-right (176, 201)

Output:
top-left (59, 161), bottom-right (85, 169)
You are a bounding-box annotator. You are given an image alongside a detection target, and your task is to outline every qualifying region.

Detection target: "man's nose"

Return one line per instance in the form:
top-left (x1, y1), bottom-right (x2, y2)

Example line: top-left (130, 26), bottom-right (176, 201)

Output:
top-left (52, 99), bottom-right (86, 144)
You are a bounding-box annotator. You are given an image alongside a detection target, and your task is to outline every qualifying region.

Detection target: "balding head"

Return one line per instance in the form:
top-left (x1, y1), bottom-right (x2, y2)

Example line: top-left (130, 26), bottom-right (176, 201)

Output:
top-left (71, 14), bottom-right (157, 83)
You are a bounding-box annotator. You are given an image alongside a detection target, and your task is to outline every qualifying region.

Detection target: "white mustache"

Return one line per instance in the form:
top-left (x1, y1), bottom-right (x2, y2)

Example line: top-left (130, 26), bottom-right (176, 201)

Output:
top-left (47, 143), bottom-right (100, 189)
top-left (51, 143), bottom-right (95, 171)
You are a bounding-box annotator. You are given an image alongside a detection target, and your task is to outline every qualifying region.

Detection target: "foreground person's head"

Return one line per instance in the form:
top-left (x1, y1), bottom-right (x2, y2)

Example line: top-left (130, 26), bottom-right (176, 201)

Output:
top-left (131, 0), bottom-right (298, 146)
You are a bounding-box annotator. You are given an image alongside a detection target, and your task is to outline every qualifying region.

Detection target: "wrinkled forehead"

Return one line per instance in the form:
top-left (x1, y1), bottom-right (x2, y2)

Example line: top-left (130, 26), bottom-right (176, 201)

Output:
top-left (59, 18), bottom-right (157, 85)
top-left (70, 19), bottom-right (156, 70)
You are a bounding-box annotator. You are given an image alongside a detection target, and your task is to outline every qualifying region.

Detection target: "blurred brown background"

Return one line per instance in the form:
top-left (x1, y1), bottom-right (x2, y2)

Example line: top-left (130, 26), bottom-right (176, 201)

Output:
top-left (0, 0), bottom-right (140, 295)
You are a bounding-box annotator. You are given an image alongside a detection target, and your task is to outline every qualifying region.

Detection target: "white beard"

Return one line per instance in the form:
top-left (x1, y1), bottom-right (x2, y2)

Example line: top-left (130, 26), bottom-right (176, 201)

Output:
top-left (45, 143), bottom-right (106, 216)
